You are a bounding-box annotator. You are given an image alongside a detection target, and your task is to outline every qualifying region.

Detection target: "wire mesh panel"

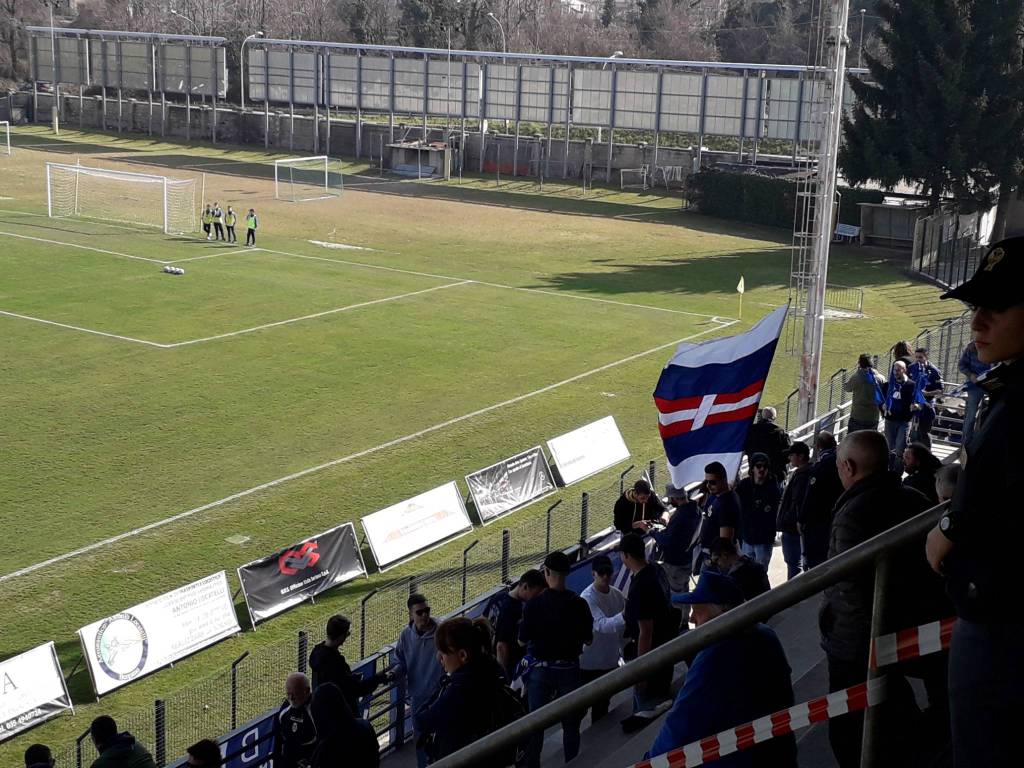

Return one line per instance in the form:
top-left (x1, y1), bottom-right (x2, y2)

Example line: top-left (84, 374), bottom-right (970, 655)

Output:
top-left (704, 74), bottom-right (745, 137)
top-left (327, 53), bottom-right (358, 108)
top-left (485, 64), bottom-right (517, 121)
top-left (121, 41), bottom-right (155, 90)
top-left (519, 66), bottom-right (554, 123)
top-left (360, 55), bottom-right (392, 111)
top-left (659, 72), bottom-right (702, 133)
top-left (265, 50), bottom-right (293, 103)
top-left (615, 70), bottom-right (657, 130)
top-left (394, 58), bottom-right (426, 113)
top-left (291, 51), bottom-right (318, 105)
top-left (572, 69), bottom-right (612, 127)
top-left (763, 76), bottom-right (802, 140)
top-left (426, 58), bottom-right (467, 117)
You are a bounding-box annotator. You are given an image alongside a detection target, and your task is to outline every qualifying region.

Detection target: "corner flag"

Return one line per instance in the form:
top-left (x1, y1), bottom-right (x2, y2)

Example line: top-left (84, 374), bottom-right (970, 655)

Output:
top-left (654, 304), bottom-right (787, 488)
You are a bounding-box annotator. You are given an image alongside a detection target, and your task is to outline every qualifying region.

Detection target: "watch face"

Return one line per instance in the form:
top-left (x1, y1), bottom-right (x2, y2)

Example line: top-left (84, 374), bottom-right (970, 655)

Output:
top-left (940, 517), bottom-right (951, 532)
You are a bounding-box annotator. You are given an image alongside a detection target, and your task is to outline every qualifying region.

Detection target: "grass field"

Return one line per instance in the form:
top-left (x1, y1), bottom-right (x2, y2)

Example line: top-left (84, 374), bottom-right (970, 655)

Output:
top-left (0, 125), bottom-right (953, 760)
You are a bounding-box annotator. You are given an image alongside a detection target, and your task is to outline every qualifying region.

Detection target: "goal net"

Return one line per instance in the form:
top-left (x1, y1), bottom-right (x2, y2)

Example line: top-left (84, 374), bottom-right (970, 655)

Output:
top-left (274, 156), bottom-right (342, 202)
top-left (46, 162), bottom-right (196, 234)
top-left (1, 121), bottom-right (9, 156)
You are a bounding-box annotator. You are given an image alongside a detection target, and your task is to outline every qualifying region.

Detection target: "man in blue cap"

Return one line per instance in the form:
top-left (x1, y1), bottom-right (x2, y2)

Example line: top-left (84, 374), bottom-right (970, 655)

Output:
top-left (646, 572), bottom-right (797, 767)
top-left (926, 236), bottom-right (1024, 767)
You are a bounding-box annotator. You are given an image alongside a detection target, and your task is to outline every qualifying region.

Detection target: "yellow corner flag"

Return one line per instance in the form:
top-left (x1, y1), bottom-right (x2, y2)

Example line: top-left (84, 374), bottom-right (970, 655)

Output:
top-left (737, 275), bottom-right (745, 319)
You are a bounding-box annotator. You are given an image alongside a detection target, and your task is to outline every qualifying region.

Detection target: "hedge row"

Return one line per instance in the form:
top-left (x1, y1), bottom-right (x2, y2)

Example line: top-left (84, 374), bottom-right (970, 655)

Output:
top-left (687, 170), bottom-right (884, 229)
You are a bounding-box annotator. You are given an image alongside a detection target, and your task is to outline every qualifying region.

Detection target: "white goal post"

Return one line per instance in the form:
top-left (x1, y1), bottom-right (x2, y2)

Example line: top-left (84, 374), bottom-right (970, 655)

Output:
top-left (46, 162), bottom-right (196, 234)
top-left (1, 121), bottom-right (9, 156)
top-left (274, 155), bottom-right (342, 202)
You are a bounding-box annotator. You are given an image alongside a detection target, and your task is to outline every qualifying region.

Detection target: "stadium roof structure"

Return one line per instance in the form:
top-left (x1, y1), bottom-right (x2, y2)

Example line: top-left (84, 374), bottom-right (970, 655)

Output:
top-left (25, 26), bottom-right (227, 46)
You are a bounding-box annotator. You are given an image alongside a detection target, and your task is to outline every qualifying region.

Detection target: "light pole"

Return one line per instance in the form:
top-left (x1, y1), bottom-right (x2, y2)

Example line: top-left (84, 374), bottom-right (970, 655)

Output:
top-left (486, 13), bottom-right (506, 61)
top-left (596, 51), bottom-right (622, 143)
top-left (169, 8), bottom-right (200, 34)
top-left (240, 31), bottom-right (265, 111)
top-left (857, 9), bottom-right (866, 68)
top-left (43, 0), bottom-right (58, 134)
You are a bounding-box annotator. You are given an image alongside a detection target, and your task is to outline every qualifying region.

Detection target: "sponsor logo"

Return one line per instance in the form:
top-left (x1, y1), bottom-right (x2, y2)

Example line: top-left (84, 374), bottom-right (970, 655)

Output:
top-left (278, 541), bottom-right (320, 575)
top-left (95, 613), bottom-right (149, 682)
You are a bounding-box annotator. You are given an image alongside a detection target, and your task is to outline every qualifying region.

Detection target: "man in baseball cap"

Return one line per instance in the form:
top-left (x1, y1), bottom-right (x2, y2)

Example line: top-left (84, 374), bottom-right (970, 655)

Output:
top-left (645, 571), bottom-right (797, 766)
top-left (927, 236), bottom-right (1024, 767)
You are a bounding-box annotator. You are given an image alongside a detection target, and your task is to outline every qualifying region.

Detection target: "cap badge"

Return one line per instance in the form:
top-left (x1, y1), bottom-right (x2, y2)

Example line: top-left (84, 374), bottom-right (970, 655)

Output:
top-left (984, 248), bottom-right (1005, 272)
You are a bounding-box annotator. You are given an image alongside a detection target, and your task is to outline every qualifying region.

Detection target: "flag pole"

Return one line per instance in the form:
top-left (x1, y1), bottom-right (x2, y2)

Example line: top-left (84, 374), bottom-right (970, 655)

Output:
top-left (739, 291), bottom-right (743, 321)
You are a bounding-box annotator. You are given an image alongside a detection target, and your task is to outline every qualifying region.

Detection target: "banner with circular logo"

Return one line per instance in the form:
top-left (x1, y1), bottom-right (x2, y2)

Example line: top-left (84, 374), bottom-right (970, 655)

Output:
top-left (78, 571), bottom-right (241, 695)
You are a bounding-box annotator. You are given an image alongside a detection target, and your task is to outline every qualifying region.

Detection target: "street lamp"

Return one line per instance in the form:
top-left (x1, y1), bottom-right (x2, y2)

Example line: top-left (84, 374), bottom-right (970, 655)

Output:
top-left (240, 31), bottom-right (265, 111)
top-left (169, 9), bottom-right (200, 34)
top-left (42, 0), bottom-right (58, 134)
top-left (858, 9), bottom-right (866, 68)
top-left (486, 13), bottom-right (507, 60)
top-left (597, 51), bottom-right (623, 143)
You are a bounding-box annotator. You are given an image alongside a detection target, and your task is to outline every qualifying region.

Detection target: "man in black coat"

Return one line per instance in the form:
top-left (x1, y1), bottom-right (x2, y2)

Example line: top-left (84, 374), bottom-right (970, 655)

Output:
top-left (777, 442), bottom-right (812, 580)
top-left (744, 407), bottom-right (792, 483)
top-left (273, 673), bottom-right (318, 768)
top-left (820, 430), bottom-right (949, 768)
top-left (902, 442), bottom-right (941, 505)
top-left (309, 615), bottom-right (386, 718)
top-left (613, 479), bottom-right (666, 535)
top-left (800, 432), bottom-right (844, 569)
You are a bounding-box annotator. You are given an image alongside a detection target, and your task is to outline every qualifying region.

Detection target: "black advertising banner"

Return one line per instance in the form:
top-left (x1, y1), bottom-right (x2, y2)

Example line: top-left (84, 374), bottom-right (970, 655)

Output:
top-left (238, 522), bottom-right (366, 625)
top-left (465, 446), bottom-right (556, 524)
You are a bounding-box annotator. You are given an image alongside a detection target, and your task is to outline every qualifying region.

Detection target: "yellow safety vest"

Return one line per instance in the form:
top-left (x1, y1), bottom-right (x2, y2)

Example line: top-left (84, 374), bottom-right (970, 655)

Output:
top-left (246, 215), bottom-right (257, 230)
top-left (225, 212), bottom-right (236, 226)
top-left (202, 211), bottom-right (213, 225)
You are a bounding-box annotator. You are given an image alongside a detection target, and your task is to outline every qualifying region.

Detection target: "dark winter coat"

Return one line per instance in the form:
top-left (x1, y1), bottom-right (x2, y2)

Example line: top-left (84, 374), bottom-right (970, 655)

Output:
top-left (309, 682), bottom-right (379, 768)
top-left (736, 477), bottom-right (782, 546)
top-left (309, 642), bottom-right (379, 717)
top-left (89, 734), bottom-right (158, 768)
top-left (777, 465), bottom-right (812, 535)
top-left (799, 449), bottom-right (844, 530)
top-left (819, 472), bottom-right (949, 662)
top-left (745, 419), bottom-right (792, 481)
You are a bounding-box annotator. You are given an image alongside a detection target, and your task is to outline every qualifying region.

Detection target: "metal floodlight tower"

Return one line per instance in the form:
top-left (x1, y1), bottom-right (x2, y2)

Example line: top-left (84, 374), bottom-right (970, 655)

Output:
top-left (793, 0), bottom-right (852, 425)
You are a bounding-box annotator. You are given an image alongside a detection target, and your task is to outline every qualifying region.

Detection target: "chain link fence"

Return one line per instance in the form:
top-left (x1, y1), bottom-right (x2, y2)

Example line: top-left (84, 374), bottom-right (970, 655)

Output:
top-left (53, 461), bottom-right (658, 768)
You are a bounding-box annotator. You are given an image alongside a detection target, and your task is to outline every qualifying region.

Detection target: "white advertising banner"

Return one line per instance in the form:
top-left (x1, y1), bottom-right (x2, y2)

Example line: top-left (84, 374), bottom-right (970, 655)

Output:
top-left (362, 481), bottom-right (473, 570)
top-left (78, 571), bottom-right (241, 696)
top-left (0, 642), bottom-right (72, 742)
top-left (546, 415), bottom-right (631, 486)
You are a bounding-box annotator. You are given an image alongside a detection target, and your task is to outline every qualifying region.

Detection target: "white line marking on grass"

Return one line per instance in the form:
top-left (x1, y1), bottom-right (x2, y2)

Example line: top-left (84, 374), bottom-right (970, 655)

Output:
top-left (308, 239), bottom-right (374, 251)
top-left (0, 320), bottom-right (735, 583)
top-left (0, 310), bottom-right (171, 348)
top-left (0, 230), bottom-right (167, 264)
top-left (270, 244), bottom-right (729, 320)
top-left (166, 281), bottom-right (472, 347)
top-left (167, 247), bottom-right (256, 264)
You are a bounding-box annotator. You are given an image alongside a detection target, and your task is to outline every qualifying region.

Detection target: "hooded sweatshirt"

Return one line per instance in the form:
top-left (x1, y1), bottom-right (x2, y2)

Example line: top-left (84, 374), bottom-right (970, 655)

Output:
top-left (392, 620), bottom-right (445, 713)
top-left (90, 733), bottom-right (158, 768)
top-left (613, 489), bottom-right (666, 534)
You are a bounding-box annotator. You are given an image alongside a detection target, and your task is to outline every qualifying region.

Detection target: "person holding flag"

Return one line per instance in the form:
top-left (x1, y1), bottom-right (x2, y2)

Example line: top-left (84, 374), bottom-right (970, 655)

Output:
top-left (654, 304), bottom-right (788, 493)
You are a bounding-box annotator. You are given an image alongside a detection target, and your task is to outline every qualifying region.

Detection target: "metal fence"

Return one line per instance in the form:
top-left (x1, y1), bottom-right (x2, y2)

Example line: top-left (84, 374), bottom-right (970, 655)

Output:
top-left (54, 460), bottom-right (658, 768)
top-left (911, 209), bottom-right (987, 290)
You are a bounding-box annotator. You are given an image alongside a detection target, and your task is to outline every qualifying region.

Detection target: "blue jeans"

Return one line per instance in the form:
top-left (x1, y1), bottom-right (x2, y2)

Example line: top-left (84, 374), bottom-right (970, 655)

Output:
top-left (962, 387), bottom-right (983, 446)
top-left (781, 532), bottom-right (802, 580)
top-left (525, 665), bottom-right (582, 768)
top-left (742, 542), bottom-right (773, 571)
top-left (884, 419), bottom-right (909, 454)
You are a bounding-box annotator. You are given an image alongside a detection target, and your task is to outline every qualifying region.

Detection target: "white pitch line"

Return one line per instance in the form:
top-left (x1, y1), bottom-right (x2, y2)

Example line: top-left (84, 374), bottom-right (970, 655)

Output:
top-left (0, 230), bottom-right (166, 264)
top-left (262, 245), bottom-right (729, 321)
top-left (167, 281), bottom-right (472, 347)
top-left (167, 247), bottom-right (256, 264)
top-left (0, 320), bottom-right (735, 584)
top-left (0, 310), bottom-right (170, 348)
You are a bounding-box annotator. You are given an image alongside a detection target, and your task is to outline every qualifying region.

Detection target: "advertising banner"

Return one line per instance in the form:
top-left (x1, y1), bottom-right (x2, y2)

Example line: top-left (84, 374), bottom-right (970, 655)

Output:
top-left (78, 571), bottom-right (241, 696)
top-left (546, 415), bottom-right (631, 486)
top-left (362, 481), bottom-right (472, 570)
top-left (465, 446), bottom-right (556, 523)
top-left (238, 522), bottom-right (366, 625)
top-left (0, 642), bottom-right (72, 742)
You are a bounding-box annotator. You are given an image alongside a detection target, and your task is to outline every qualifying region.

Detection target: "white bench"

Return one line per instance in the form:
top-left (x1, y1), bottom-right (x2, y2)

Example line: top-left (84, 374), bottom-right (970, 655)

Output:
top-left (834, 223), bottom-right (861, 243)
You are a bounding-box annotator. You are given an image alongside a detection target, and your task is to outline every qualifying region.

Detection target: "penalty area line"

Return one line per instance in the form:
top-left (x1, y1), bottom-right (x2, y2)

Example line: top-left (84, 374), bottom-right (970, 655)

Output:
top-left (0, 310), bottom-right (171, 348)
top-left (0, 229), bottom-right (166, 264)
top-left (0, 320), bottom-right (736, 584)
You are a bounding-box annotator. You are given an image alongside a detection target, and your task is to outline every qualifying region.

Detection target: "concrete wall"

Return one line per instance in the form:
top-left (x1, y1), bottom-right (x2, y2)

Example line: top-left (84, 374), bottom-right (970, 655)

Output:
top-left (50, 93), bottom-right (694, 186)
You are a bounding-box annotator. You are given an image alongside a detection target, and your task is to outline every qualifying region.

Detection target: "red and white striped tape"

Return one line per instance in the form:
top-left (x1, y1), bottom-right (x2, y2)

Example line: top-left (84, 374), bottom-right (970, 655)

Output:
top-left (869, 616), bottom-right (956, 670)
top-left (634, 677), bottom-right (887, 768)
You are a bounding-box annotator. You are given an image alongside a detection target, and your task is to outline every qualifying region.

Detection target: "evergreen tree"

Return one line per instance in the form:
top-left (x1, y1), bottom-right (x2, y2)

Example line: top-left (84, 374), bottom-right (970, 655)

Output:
top-left (601, 0), bottom-right (614, 28)
top-left (839, 0), bottom-right (975, 209)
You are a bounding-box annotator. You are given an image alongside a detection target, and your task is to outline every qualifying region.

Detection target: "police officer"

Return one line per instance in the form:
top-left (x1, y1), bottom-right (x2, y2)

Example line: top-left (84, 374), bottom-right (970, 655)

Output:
top-left (926, 236), bottom-right (1024, 768)
top-left (273, 672), bottom-right (317, 768)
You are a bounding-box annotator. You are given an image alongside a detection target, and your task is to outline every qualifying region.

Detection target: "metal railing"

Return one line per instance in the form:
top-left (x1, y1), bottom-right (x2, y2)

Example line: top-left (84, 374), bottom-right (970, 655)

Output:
top-left (824, 283), bottom-right (865, 315)
top-left (432, 500), bottom-right (949, 767)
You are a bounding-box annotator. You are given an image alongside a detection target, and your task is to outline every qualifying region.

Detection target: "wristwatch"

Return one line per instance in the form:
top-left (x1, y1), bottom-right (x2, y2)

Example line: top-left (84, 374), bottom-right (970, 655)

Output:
top-left (939, 513), bottom-right (958, 542)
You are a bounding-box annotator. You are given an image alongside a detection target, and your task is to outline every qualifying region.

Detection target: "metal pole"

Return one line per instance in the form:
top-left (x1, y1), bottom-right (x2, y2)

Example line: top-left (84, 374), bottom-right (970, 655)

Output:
top-left (230, 651), bottom-right (250, 729)
top-left (860, 556), bottom-right (890, 767)
top-left (430, 502), bottom-right (946, 768)
top-left (797, 0), bottom-right (852, 425)
top-left (580, 492), bottom-right (590, 548)
top-left (48, 6), bottom-right (58, 134)
top-left (619, 464), bottom-right (636, 495)
top-left (360, 589), bottom-right (378, 659)
top-left (297, 630), bottom-right (308, 673)
top-left (154, 700), bottom-right (166, 766)
top-left (501, 529), bottom-right (511, 583)
top-left (858, 9), bottom-right (867, 69)
top-left (545, 499), bottom-right (562, 554)
top-left (461, 540), bottom-right (479, 605)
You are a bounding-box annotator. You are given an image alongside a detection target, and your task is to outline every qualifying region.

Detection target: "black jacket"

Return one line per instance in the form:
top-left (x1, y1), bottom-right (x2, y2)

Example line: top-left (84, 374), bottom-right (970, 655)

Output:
top-left (736, 477), bottom-right (782, 546)
top-left (309, 683), bottom-right (379, 768)
top-left (414, 656), bottom-right (512, 764)
top-left (903, 468), bottom-right (939, 505)
top-left (800, 449), bottom-right (844, 530)
top-left (273, 701), bottom-right (318, 768)
top-left (613, 489), bottom-right (666, 534)
top-left (745, 419), bottom-right (792, 481)
top-left (819, 472), bottom-right (948, 662)
top-left (777, 465), bottom-right (812, 535)
top-left (707, 556), bottom-right (771, 601)
top-left (309, 642), bottom-right (379, 717)
top-left (943, 360), bottom-right (1024, 622)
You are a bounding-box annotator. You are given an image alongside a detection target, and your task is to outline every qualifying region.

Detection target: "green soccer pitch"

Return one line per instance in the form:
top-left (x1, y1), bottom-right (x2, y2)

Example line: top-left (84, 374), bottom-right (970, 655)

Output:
top-left (0, 125), bottom-right (953, 758)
